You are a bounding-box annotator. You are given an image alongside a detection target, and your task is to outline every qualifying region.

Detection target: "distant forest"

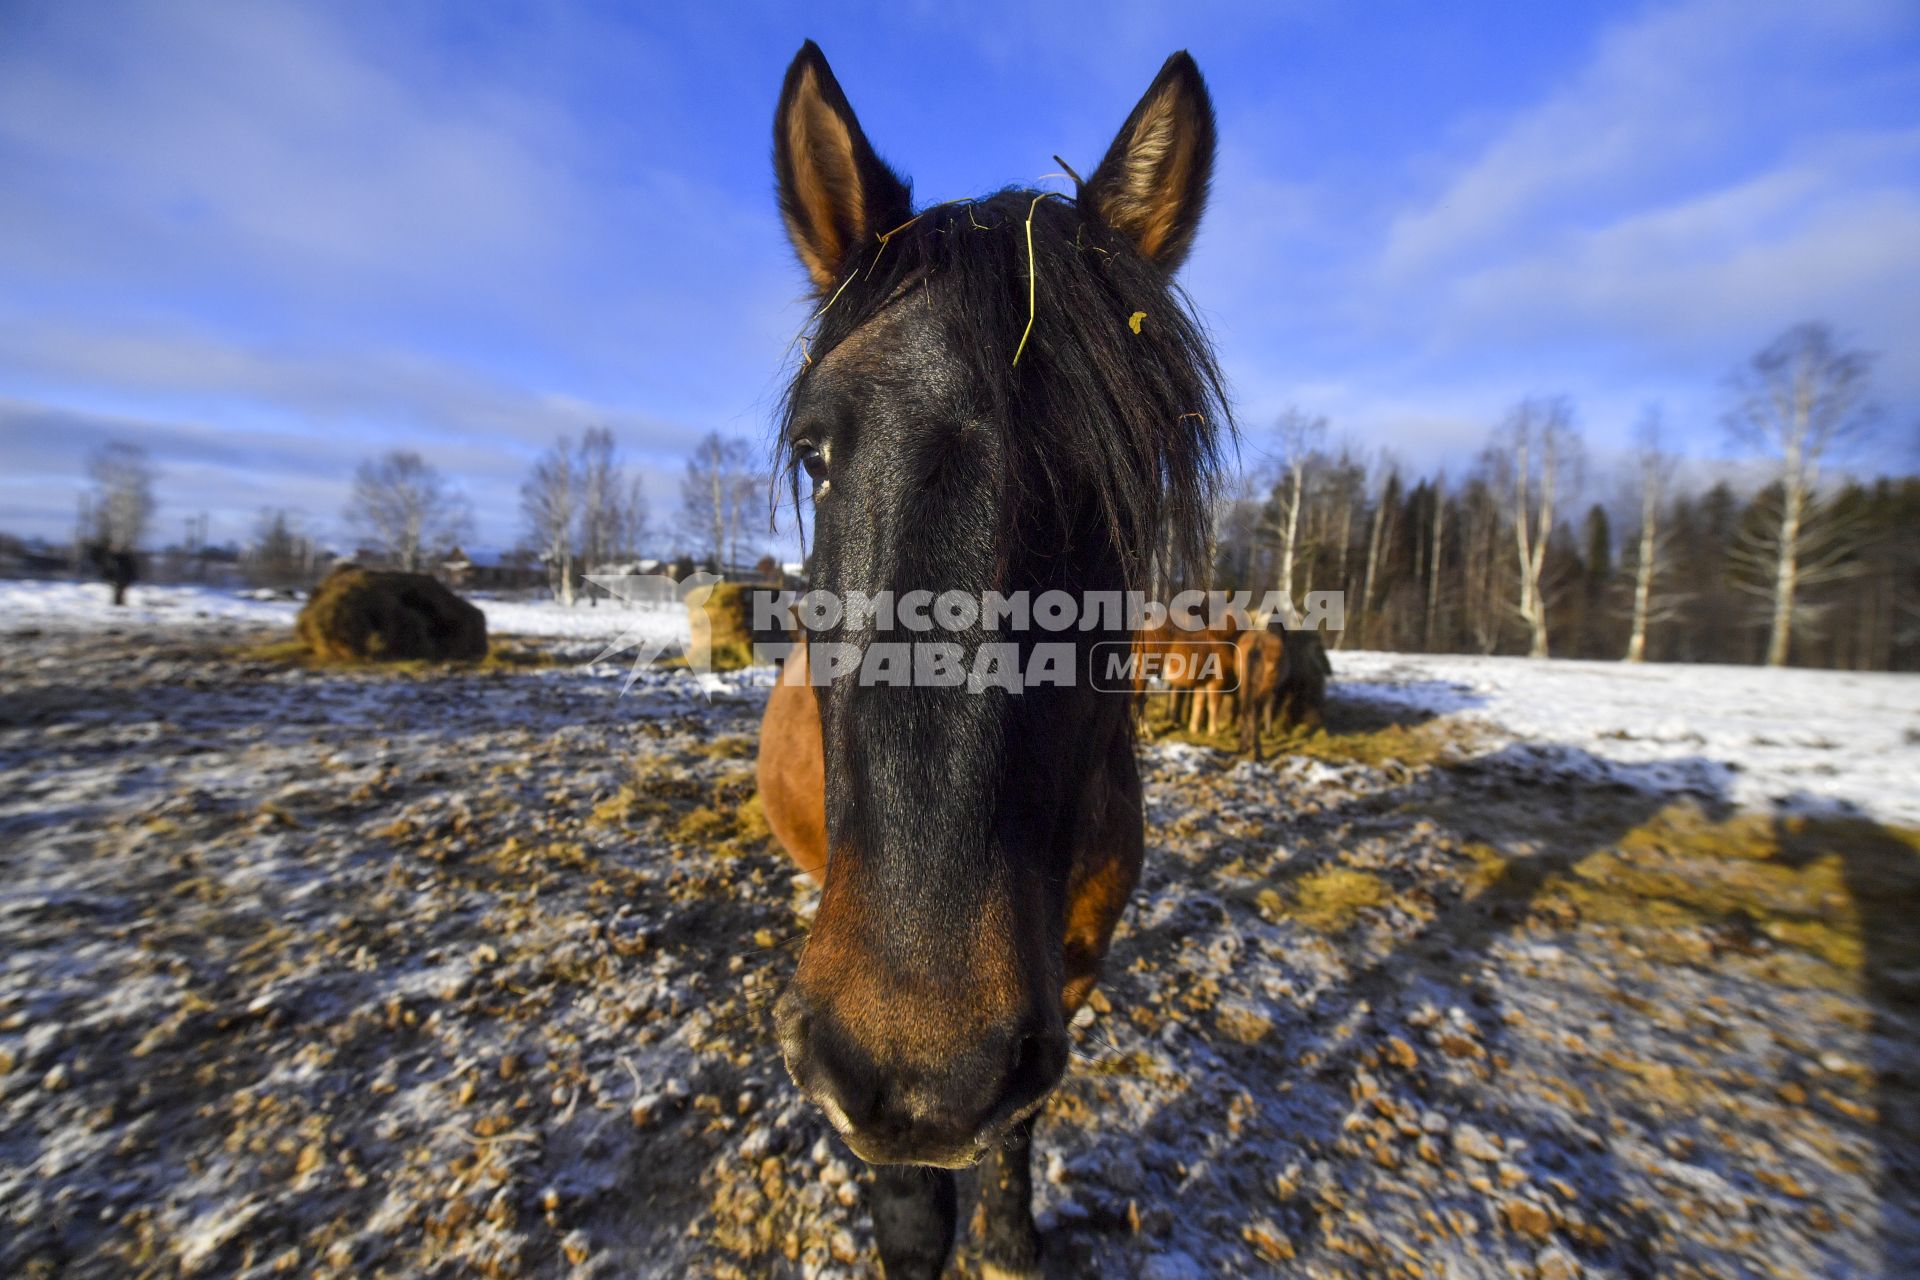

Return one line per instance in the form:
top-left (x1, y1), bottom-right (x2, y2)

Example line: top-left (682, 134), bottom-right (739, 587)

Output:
top-left (1212, 449), bottom-right (1917, 671)
top-left (15, 325), bottom-right (1917, 673)
top-left (1210, 326), bottom-right (1917, 672)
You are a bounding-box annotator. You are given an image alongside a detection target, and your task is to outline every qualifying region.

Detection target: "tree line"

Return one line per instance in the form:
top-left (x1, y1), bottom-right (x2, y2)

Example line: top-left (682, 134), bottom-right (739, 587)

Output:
top-left (47, 322), bottom-right (1915, 665)
top-left (1210, 324), bottom-right (1916, 670)
top-left (61, 423), bottom-right (770, 598)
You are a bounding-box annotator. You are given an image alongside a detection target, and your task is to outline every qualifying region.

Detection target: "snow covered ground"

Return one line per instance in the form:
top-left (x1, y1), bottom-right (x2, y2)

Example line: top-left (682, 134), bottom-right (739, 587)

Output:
top-left (1330, 650), bottom-right (1920, 826)
top-left (7, 579), bottom-right (1912, 823)
top-left (1, 620), bottom-right (1915, 1277)
top-left (0, 578), bottom-right (687, 646)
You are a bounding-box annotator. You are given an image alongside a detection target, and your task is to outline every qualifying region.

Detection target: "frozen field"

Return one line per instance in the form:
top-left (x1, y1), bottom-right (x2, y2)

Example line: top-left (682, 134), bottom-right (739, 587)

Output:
top-left (7, 580), bottom-right (1916, 824)
top-left (1, 594), bottom-right (1917, 1277)
top-left (1331, 650), bottom-right (1920, 826)
top-left (0, 578), bottom-right (686, 646)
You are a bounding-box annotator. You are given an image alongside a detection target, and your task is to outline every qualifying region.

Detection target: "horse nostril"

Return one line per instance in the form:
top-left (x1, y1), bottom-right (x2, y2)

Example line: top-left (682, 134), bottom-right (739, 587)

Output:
top-left (992, 1028), bottom-right (1065, 1127)
top-left (788, 1006), bottom-right (883, 1133)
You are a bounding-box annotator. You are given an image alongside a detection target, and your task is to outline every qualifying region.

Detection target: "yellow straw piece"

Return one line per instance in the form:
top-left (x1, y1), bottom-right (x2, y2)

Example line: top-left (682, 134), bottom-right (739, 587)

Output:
top-left (1011, 192), bottom-right (1065, 369)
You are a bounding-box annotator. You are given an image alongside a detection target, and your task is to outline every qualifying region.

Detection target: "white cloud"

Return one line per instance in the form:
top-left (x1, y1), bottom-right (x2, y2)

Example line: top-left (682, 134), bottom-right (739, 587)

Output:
top-left (0, 321), bottom-right (694, 454)
top-left (1187, 0), bottom-right (1920, 475)
top-left (1431, 131), bottom-right (1920, 381)
top-left (0, 6), bottom-right (572, 295)
top-left (1380, 0), bottom-right (1912, 276)
top-left (0, 3), bottom-right (800, 407)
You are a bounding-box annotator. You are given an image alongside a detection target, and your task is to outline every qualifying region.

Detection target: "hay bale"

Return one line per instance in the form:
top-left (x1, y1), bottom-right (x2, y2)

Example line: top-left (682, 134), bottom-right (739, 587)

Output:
top-left (685, 581), bottom-right (760, 671)
top-left (295, 566), bottom-right (487, 663)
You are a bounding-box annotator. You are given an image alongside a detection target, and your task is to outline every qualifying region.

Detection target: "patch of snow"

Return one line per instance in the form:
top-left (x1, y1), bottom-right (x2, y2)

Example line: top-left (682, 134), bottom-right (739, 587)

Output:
top-left (1, 579), bottom-right (299, 629)
top-left (1332, 650), bottom-right (1920, 825)
top-left (0, 577), bottom-right (691, 646)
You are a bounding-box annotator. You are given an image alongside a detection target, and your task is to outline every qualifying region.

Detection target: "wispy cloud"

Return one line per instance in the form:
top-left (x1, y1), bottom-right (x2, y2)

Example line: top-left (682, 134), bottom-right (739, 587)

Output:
top-left (0, 5), bottom-right (574, 304)
top-left (0, 3), bottom-right (797, 548)
top-left (0, 322), bottom-right (690, 457)
top-left (1379, 0), bottom-right (1911, 276)
top-left (1198, 0), bottom-right (1920, 472)
top-left (0, 0), bottom-right (1914, 549)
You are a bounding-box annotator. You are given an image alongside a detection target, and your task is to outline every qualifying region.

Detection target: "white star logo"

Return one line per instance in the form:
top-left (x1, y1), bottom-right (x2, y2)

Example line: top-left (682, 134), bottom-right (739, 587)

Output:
top-left (583, 572), bottom-right (724, 696)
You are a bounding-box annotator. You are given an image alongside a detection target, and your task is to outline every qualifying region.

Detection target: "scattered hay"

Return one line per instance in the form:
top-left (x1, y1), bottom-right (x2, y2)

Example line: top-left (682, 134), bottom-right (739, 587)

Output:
top-left (1536, 805), bottom-right (1920, 981)
top-left (294, 567), bottom-right (486, 663)
top-left (690, 735), bottom-right (757, 760)
top-left (732, 792), bottom-right (773, 845)
top-left (672, 807), bottom-right (732, 844)
top-left (1156, 716), bottom-right (1477, 771)
top-left (1259, 867), bottom-right (1391, 933)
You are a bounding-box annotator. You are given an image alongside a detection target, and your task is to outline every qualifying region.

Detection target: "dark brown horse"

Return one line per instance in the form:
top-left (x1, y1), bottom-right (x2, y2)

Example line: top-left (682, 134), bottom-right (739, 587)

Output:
top-left (756, 41), bottom-right (1226, 1278)
top-left (1235, 627), bottom-right (1286, 759)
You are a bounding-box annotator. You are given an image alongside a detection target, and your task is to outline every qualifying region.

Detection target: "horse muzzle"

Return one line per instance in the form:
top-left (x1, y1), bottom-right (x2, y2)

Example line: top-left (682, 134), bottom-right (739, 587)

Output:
top-left (774, 985), bottom-right (1067, 1167)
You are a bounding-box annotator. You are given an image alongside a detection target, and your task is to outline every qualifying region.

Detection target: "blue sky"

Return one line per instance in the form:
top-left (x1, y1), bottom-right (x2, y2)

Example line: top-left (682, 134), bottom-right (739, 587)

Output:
top-left (2, 0), bottom-right (1916, 554)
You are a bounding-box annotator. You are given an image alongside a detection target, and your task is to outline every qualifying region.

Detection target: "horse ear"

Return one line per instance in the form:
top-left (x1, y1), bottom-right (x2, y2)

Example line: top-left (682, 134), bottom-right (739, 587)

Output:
top-left (774, 41), bottom-right (914, 292)
top-left (1082, 52), bottom-right (1215, 272)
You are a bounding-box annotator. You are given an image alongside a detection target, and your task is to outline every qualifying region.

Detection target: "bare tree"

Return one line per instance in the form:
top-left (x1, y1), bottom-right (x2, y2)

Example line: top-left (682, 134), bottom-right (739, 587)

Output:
top-left (1725, 323), bottom-right (1877, 666)
top-left (577, 427), bottom-right (624, 583)
top-left (1322, 448), bottom-right (1362, 649)
top-left (1424, 470), bottom-right (1446, 650)
top-left (247, 509), bottom-right (316, 590)
top-left (87, 442), bottom-right (155, 552)
top-left (344, 450), bottom-right (471, 572)
top-left (1623, 409), bottom-right (1685, 662)
top-left (1458, 466), bottom-right (1506, 655)
top-left (622, 475), bottom-right (651, 562)
top-left (1359, 452), bottom-right (1401, 647)
top-left (521, 436), bottom-right (577, 605)
top-left (83, 442), bottom-right (156, 605)
top-left (1266, 407), bottom-right (1326, 623)
top-left (679, 433), bottom-right (756, 568)
top-left (727, 468), bottom-right (766, 570)
top-left (1499, 396), bottom-right (1579, 658)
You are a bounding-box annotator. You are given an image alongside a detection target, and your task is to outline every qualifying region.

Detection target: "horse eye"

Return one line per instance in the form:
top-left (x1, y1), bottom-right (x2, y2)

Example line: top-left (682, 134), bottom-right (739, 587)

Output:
top-left (797, 443), bottom-right (828, 488)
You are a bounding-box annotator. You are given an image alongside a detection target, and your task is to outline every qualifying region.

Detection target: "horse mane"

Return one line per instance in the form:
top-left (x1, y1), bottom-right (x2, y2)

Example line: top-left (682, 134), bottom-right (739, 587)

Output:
top-left (777, 189), bottom-right (1231, 591)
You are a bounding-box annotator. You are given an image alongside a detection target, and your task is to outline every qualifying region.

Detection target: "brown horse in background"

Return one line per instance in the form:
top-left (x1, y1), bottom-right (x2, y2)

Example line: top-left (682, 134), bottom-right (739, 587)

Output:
top-left (1274, 625), bottom-right (1332, 731)
top-left (1234, 625), bottom-right (1333, 760)
top-left (1235, 628), bottom-right (1286, 759)
top-left (1135, 614), bottom-right (1242, 735)
top-left (755, 42), bottom-right (1226, 1279)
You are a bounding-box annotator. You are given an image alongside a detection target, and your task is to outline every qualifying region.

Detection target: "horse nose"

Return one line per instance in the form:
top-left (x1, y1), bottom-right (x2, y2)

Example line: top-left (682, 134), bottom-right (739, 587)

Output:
top-left (776, 992), bottom-right (1067, 1164)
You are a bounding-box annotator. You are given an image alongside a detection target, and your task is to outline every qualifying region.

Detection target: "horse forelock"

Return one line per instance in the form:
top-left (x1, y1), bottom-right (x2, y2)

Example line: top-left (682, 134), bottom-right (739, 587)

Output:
top-left (776, 189), bottom-right (1231, 591)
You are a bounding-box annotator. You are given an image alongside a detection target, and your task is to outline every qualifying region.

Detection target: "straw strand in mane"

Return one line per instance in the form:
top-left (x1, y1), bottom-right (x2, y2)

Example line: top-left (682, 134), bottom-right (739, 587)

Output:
top-left (777, 190), bottom-right (1230, 589)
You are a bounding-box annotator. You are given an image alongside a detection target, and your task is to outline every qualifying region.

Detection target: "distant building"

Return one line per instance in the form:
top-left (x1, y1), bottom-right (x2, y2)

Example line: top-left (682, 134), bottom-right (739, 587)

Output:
top-left (440, 547), bottom-right (546, 592)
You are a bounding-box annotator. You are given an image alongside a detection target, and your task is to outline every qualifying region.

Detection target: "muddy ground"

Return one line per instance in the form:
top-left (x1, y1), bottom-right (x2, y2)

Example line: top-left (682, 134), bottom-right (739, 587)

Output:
top-left (1, 626), bottom-right (1916, 1278)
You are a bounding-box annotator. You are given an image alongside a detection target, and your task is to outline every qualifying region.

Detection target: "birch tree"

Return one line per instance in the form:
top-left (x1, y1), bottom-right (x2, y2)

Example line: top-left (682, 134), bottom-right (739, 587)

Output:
top-left (1725, 323), bottom-right (1877, 667)
top-left (728, 467), bottom-right (766, 569)
top-left (1424, 471), bottom-right (1446, 650)
top-left (521, 436), bottom-right (577, 604)
top-left (622, 475), bottom-right (651, 561)
top-left (343, 451), bottom-right (471, 572)
top-left (1624, 409), bottom-right (1683, 662)
top-left (1267, 407), bottom-right (1325, 623)
top-left (1359, 455), bottom-right (1401, 647)
top-left (577, 427), bottom-right (623, 582)
top-left (1500, 396), bottom-right (1578, 659)
top-left (679, 433), bottom-right (755, 568)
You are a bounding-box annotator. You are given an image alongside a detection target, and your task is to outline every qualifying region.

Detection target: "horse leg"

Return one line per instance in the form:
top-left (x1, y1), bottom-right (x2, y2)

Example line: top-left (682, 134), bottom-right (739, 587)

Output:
top-left (870, 1165), bottom-right (957, 1280)
top-left (973, 1115), bottom-right (1040, 1278)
